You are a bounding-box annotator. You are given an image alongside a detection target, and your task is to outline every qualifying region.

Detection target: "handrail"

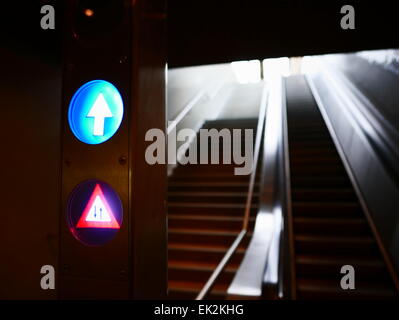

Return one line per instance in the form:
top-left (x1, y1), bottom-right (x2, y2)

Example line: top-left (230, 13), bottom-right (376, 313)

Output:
top-left (195, 83), bottom-right (269, 300)
top-left (242, 83), bottom-right (269, 231)
top-left (279, 77), bottom-right (296, 299)
top-left (227, 74), bottom-right (289, 298)
top-left (167, 77), bottom-right (229, 136)
top-left (195, 230), bottom-right (246, 300)
top-left (167, 90), bottom-right (206, 135)
top-left (261, 75), bottom-right (291, 298)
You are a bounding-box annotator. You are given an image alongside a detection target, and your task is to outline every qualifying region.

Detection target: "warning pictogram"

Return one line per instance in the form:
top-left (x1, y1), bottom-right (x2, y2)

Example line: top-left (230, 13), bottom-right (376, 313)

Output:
top-left (76, 184), bottom-right (120, 229)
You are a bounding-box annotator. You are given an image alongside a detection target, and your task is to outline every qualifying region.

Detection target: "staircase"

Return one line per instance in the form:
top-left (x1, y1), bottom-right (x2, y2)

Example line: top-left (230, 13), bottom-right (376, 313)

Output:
top-left (167, 119), bottom-right (259, 299)
top-left (286, 75), bottom-right (397, 299)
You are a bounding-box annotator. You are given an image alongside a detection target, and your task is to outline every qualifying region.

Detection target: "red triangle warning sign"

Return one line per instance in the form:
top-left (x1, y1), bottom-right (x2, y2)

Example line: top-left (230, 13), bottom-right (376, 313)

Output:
top-left (76, 184), bottom-right (120, 229)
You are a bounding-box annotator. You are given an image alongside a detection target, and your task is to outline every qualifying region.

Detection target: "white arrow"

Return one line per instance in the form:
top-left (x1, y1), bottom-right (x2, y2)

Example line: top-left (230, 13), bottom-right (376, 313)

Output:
top-left (87, 93), bottom-right (113, 136)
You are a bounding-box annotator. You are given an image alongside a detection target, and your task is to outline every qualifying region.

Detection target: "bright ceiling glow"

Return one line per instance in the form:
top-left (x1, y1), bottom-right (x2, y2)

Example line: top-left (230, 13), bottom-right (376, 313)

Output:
top-left (301, 56), bottom-right (321, 75)
top-left (263, 57), bottom-right (290, 79)
top-left (231, 60), bottom-right (261, 84)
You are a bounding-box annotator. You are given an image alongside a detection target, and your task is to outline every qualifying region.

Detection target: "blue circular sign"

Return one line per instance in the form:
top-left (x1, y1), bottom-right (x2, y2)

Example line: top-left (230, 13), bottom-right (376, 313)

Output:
top-left (68, 80), bottom-right (124, 145)
top-left (67, 179), bottom-right (123, 246)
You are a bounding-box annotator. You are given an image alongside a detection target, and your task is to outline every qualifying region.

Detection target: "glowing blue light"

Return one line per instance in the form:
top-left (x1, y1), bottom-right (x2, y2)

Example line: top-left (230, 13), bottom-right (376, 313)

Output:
top-left (68, 80), bottom-right (124, 145)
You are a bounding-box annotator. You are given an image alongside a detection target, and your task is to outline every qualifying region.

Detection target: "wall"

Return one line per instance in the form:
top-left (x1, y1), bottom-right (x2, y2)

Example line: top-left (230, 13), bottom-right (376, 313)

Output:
top-left (0, 47), bottom-right (61, 299)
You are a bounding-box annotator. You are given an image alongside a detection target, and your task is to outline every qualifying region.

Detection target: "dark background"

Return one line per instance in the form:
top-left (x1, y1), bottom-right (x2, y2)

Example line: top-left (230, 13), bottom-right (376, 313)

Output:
top-left (169, 0), bottom-right (398, 66)
top-left (2, 1), bottom-right (398, 67)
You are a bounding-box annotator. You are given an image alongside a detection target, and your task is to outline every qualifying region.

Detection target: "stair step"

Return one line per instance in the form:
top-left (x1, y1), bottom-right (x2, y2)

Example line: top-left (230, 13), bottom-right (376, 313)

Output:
top-left (169, 230), bottom-right (251, 247)
top-left (291, 176), bottom-right (351, 189)
top-left (292, 202), bottom-right (362, 218)
top-left (168, 202), bottom-right (258, 216)
top-left (174, 164), bottom-right (251, 174)
top-left (290, 164), bottom-right (346, 175)
top-left (169, 246), bottom-right (244, 265)
top-left (287, 130), bottom-right (331, 137)
top-left (169, 259), bottom-right (239, 271)
top-left (169, 228), bottom-right (251, 246)
top-left (168, 280), bottom-right (228, 300)
top-left (292, 188), bottom-right (357, 202)
top-left (289, 156), bottom-right (341, 164)
top-left (296, 278), bottom-right (396, 300)
top-left (169, 228), bottom-right (241, 236)
top-left (294, 217), bottom-right (369, 236)
top-left (295, 235), bottom-right (378, 256)
top-left (168, 191), bottom-right (250, 197)
top-left (168, 191), bottom-right (258, 204)
top-left (171, 172), bottom-right (250, 178)
top-left (169, 260), bottom-right (238, 283)
top-left (168, 181), bottom-right (258, 192)
top-left (169, 174), bottom-right (251, 182)
top-left (289, 147), bottom-right (338, 156)
top-left (169, 242), bottom-right (246, 252)
top-left (168, 240), bottom-right (246, 264)
top-left (166, 118), bottom-right (260, 299)
top-left (169, 214), bottom-right (255, 231)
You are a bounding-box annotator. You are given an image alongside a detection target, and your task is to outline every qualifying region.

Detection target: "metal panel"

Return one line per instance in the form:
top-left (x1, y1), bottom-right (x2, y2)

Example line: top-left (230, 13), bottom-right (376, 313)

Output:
top-left (59, 0), bottom-right (131, 298)
top-left (59, 0), bottom-right (167, 299)
top-left (306, 56), bottom-right (399, 282)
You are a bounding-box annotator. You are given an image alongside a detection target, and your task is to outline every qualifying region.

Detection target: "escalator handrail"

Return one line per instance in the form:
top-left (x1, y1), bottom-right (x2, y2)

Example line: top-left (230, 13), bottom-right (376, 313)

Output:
top-left (316, 58), bottom-right (399, 187)
top-left (278, 77), bottom-right (296, 299)
top-left (195, 83), bottom-right (269, 300)
top-left (227, 74), bottom-right (295, 298)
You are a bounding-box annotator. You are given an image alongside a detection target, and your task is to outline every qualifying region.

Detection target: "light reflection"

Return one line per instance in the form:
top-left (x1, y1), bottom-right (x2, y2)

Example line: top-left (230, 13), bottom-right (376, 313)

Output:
top-left (231, 60), bottom-right (261, 84)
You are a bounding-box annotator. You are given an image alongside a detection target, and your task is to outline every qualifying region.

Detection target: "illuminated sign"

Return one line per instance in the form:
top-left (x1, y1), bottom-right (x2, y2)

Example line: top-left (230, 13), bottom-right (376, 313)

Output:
top-left (68, 80), bottom-right (124, 145)
top-left (67, 180), bottom-right (123, 246)
top-left (76, 184), bottom-right (120, 229)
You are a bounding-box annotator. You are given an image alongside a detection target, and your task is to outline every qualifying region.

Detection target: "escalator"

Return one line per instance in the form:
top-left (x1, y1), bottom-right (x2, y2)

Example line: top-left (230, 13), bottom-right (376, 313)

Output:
top-left (167, 118), bottom-right (259, 299)
top-left (285, 75), bottom-right (397, 299)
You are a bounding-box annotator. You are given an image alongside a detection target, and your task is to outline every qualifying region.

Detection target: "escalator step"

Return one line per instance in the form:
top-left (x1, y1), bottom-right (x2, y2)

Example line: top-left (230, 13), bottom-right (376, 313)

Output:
top-left (294, 217), bottom-right (369, 236)
top-left (292, 202), bottom-right (363, 217)
top-left (297, 278), bottom-right (396, 300)
top-left (292, 189), bottom-right (357, 202)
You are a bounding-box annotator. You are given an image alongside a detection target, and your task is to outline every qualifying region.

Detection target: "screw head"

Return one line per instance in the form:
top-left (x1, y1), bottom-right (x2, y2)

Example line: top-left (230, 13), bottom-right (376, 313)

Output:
top-left (119, 56), bottom-right (128, 64)
top-left (120, 269), bottom-right (127, 277)
top-left (118, 156), bottom-right (127, 165)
